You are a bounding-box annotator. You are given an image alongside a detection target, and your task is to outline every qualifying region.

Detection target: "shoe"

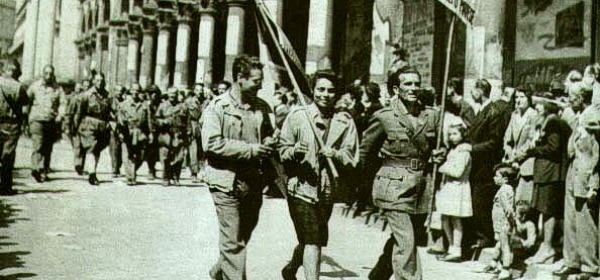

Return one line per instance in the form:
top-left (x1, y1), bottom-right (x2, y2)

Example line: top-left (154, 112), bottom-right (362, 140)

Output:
top-left (497, 269), bottom-right (510, 280)
top-left (41, 173), bottom-right (49, 182)
top-left (31, 170), bottom-right (42, 183)
top-left (0, 188), bottom-right (17, 196)
top-left (281, 265), bottom-right (297, 280)
top-left (526, 249), bottom-right (554, 265)
top-left (88, 173), bottom-right (99, 185)
top-left (209, 265), bottom-right (223, 280)
top-left (126, 179), bottom-right (136, 186)
top-left (75, 165), bottom-right (84, 176)
top-left (576, 272), bottom-right (598, 280)
top-left (427, 247), bottom-right (446, 255)
top-left (439, 254), bottom-right (462, 262)
top-left (553, 266), bottom-right (580, 276)
top-left (148, 171), bottom-right (156, 180)
top-left (162, 179), bottom-right (170, 187)
top-left (112, 172), bottom-right (121, 178)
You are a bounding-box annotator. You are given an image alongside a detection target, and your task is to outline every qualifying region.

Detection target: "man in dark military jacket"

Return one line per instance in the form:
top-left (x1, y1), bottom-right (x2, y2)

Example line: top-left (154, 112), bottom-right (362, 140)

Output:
top-left (0, 61), bottom-right (28, 195)
top-left (360, 66), bottom-right (440, 280)
top-left (185, 82), bottom-right (207, 182)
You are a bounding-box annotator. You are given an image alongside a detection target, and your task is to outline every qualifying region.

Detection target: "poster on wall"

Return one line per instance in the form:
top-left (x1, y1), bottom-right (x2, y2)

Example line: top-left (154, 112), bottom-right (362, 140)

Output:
top-left (514, 0), bottom-right (591, 89)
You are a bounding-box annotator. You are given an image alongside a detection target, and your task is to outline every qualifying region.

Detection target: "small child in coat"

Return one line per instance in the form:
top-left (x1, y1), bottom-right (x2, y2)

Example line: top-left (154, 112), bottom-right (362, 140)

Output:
top-left (436, 123), bottom-right (473, 262)
top-left (487, 165), bottom-right (519, 280)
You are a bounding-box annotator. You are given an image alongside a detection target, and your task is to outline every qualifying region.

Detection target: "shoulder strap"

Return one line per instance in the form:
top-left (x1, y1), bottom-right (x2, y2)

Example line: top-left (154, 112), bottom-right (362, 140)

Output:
top-left (0, 82), bottom-right (21, 118)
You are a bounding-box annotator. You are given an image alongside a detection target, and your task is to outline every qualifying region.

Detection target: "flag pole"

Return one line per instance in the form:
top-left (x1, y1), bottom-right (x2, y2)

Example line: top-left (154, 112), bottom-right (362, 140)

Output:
top-left (255, 0), bottom-right (339, 179)
top-left (427, 14), bottom-right (455, 230)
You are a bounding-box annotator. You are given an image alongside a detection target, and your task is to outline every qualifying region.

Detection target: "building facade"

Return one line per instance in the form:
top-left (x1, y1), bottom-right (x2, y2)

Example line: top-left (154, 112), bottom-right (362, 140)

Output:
top-left (11, 0), bottom-right (80, 84)
top-left (0, 0), bottom-right (16, 69)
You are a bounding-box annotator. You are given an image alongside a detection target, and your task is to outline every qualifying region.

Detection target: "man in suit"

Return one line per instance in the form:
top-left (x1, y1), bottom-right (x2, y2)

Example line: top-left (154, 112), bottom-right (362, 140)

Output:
top-left (467, 79), bottom-right (512, 249)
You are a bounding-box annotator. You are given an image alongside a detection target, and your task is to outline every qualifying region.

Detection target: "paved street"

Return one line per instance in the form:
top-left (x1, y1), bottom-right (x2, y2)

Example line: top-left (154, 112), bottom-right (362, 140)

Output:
top-left (0, 137), bottom-right (505, 280)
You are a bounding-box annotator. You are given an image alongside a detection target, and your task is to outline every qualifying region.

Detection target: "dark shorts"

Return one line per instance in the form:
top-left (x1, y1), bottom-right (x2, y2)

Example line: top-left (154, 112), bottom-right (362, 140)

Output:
top-left (532, 182), bottom-right (565, 217)
top-left (288, 197), bottom-right (333, 246)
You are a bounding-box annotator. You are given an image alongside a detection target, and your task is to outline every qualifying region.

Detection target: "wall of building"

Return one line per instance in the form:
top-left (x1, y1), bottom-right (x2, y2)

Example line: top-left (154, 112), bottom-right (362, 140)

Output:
top-left (514, 0), bottom-right (592, 90)
top-left (402, 0), bottom-right (435, 87)
top-left (0, 0), bottom-right (16, 68)
top-left (54, 0), bottom-right (81, 83)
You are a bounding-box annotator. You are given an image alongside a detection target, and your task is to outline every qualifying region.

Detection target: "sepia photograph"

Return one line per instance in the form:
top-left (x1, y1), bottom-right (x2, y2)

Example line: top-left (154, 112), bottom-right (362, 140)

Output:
top-left (1, 0), bottom-right (600, 279)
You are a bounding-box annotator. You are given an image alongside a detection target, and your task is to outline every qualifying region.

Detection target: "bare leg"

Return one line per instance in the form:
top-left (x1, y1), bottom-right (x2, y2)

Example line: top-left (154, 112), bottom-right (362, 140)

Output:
top-left (451, 217), bottom-right (463, 254)
top-left (303, 245), bottom-right (321, 280)
top-left (442, 215), bottom-right (454, 247)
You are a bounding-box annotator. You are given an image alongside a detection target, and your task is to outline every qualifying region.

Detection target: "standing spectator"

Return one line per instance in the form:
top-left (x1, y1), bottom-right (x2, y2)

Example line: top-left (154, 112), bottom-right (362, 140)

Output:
top-left (279, 69), bottom-right (359, 280)
top-left (26, 65), bottom-right (67, 182)
top-left (361, 66), bottom-right (440, 280)
top-left (155, 87), bottom-right (189, 186)
top-left (553, 83), bottom-right (599, 279)
top-left (216, 80), bottom-right (231, 96)
top-left (489, 165), bottom-right (518, 280)
top-left (467, 79), bottom-right (512, 249)
top-left (435, 123), bottom-right (472, 262)
top-left (72, 73), bottom-right (112, 185)
top-left (447, 78), bottom-right (475, 127)
top-left (0, 61), bottom-right (28, 195)
top-left (201, 55), bottom-right (275, 280)
top-left (519, 101), bottom-right (571, 265)
top-left (503, 85), bottom-right (538, 204)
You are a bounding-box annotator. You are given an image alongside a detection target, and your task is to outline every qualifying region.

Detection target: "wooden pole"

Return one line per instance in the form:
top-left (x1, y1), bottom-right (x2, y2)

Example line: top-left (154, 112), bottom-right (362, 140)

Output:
top-left (427, 14), bottom-right (455, 229)
top-left (256, 1), bottom-right (339, 179)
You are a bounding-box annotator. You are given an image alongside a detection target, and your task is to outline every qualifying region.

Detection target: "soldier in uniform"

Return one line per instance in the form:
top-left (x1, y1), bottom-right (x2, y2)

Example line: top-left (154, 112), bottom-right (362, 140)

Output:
top-left (144, 85), bottom-right (162, 180)
top-left (185, 82), bottom-right (207, 182)
top-left (0, 61), bottom-right (28, 195)
top-left (360, 66), bottom-right (440, 280)
top-left (26, 65), bottom-right (67, 182)
top-left (70, 78), bottom-right (90, 175)
top-left (108, 85), bottom-right (126, 178)
top-left (202, 55), bottom-right (275, 280)
top-left (118, 83), bottom-right (153, 186)
top-left (73, 72), bottom-right (112, 185)
top-left (155, 87), bottom-right (189, 186)
top-left (279, 70), bottom-right (359, 280)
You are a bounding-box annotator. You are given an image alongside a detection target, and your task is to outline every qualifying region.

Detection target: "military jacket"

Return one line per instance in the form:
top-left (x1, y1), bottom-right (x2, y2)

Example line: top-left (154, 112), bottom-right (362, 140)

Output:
top-left (279, 104), bottom-right (359, 204)
top-left (73, 87), bottom-right (112, 128)
top-left (184, 95), bottom-right (205, 139)
top-left (119, 99), bottom-right (153, 145)
top-left (155, 101), bottom-right (188, 131)
top-left (0, 77), bottom-right (27, 121)
top-left (27, 80), bottom-right (66, 122)
top-left (360, 99), bottom-right (440, 212)
top-left (201, 92), bottom-right (274, 192)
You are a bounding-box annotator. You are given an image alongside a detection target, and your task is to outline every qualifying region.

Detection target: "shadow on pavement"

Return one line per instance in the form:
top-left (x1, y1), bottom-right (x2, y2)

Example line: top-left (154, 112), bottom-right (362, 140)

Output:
top-left (320, 255), bottom-right (359, 278)
top-left (0, 200), bottom-right (36, 278)
top-left (17, 189), bottom-right (70, 195)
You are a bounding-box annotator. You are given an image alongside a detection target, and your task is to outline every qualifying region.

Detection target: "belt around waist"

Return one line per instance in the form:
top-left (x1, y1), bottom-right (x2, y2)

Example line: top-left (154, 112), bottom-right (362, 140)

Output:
top-left (382, 158), bottom-right (425, 171)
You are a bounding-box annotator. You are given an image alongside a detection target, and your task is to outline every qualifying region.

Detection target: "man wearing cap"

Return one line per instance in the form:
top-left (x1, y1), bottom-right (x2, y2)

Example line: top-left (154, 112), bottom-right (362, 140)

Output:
top-left (0, 60), bottom-right (28, 195)
top-left (26, 65), bottom-right (67, 182)
top-left (361, 66), bottom-right (440, 280)
top-left (155, 87), bottom-right (189, 186)
top-left (202, 55), bottom-right (275, 280)
top-left (185, 82), bottom-right (207, 182)
top-left (118, 84), bottom-right (153, 185)
top-left (143, 85), bottom-right (162, 179)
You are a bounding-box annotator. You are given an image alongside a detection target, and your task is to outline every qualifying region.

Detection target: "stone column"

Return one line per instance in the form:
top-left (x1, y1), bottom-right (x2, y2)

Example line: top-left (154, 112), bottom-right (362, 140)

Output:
top-left (262, 0), bottom-right (284, 26)
top-left (465, 0), bottom-right (505, 100)
top-left (98, 26), bottom-right (110, 75)
top-left (305, 0), bottom-right (334, 74)
top-left (139, 16), bottom-right (157, 88)
top-left (116, 27), bottom-right (130, 86)
top-left (196, 1), bottom-right (217, 85)
top-left (76, 40), bottom-right (86, 81)
top-left (90, 32), bottom-right (99, 72)
top-left (154, 9), bottom-right (175, 91)
top-left (35, 0), bottom-right (58, 77)
top-left (127, 22), bottom-right (142, 85)
top-left (173, 6), bottom-right (193, 88)
top-left (224, 0), bottom-right (248, 81)
top-left (23, 0), bottom-right (41, 80)
top-left (84, 36), bottom-right (93, 75)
